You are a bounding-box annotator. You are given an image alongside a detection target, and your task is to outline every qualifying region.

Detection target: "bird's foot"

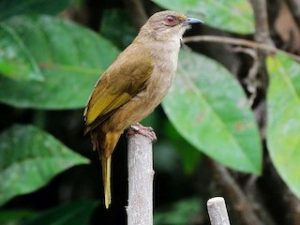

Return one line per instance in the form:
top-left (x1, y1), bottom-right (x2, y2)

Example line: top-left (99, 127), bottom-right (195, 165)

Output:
top-left (127, 123), bottom-right (157, 142)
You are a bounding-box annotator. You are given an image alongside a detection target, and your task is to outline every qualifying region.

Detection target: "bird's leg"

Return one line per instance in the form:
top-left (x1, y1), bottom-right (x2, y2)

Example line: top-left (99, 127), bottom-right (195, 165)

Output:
top-left (127, 123), bottom-right (157, 142)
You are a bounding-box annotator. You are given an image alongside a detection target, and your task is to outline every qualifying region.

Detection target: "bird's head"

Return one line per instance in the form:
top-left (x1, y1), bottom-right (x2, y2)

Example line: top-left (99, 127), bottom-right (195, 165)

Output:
top-left (140, 11), bottom-right (202, 41)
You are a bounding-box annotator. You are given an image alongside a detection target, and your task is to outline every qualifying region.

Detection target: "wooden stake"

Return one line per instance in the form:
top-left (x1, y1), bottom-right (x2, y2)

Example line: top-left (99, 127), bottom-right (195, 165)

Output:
top-left (207, 197), bottom-right (231, 225)
top-left (127, 132), bottom-right (154, 225)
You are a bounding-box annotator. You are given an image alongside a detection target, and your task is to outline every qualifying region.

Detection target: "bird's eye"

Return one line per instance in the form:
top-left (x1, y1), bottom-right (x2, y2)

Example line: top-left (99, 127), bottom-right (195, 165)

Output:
top-left (167, 16), bottom-right (175, 23)
top-left (163, 15), bottom-right (178, 26)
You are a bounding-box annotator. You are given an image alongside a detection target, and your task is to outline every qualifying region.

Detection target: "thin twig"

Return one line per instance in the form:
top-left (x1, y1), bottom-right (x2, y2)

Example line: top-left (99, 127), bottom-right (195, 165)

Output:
top-left (209, 160), bottom-right (265, 225)
top-left (244, 176), bottom-right (277, 225)
top-left (232, 46), bottom-right (259, 106)
top-left (248, 0), bottom-right (272, 135)
top-left (183, 35), bottom-right (300, 62)
top-left (127, 131), bottom-right (154, 225)
top-left (249, 0), bottom-right (273, 46)
top-left (183, 35), bottom-right (275, 52)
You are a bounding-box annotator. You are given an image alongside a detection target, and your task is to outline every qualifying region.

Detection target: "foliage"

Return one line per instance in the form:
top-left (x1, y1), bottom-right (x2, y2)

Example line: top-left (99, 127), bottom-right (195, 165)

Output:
top-left (152, 0), bottom-right (254, 33)
top-left (100, 9), bottom-right (137, 49)
top-left (0, 125), bottom-right (89, 206)
top-left (162, 120), bottom-right (202, 174)
top-left (267, 53), bottom-right (300, 198)
top-left (0, 201), bottom-right (97, 225)
top-left (0, 0), bottom-right (71, 21)
top-left (154, 198), bottom-right (202, 225)
top-left (1, 0), bottom-right (300, 224)
top-left (0, 15), bottom-right (119, 109)
top-left (23, 201), bottom-right (97, 225)
top-left (163, 49), bottom-right (261, 174)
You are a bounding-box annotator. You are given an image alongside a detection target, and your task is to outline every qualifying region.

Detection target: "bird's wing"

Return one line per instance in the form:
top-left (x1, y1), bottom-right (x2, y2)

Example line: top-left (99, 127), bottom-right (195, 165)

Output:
top-left (84, 44), bottom-right (154, 131)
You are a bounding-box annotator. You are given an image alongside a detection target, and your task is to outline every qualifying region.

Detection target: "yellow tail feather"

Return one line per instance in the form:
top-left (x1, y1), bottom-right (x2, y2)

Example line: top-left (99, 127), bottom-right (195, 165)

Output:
top-left (101, 155), bottom-right (112, 209)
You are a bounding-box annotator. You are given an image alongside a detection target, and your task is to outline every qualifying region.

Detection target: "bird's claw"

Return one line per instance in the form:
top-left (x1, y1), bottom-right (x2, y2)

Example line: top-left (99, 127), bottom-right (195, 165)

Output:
top-left (127, 123), bottom-right (157, 142)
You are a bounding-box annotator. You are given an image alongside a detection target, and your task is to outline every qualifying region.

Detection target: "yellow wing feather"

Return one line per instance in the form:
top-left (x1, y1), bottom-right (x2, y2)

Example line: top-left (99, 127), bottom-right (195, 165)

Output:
top-left (84, 43), bottom-right (154, 130)
top-left (86, 92), bottom-right (131, 125)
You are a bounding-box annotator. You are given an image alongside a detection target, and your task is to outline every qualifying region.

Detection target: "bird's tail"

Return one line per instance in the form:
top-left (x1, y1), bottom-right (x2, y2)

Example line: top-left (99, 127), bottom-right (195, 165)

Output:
top-left (101, 154), bottom-right (112, 208)
top-left (90, 129), bottom-right (121, 209)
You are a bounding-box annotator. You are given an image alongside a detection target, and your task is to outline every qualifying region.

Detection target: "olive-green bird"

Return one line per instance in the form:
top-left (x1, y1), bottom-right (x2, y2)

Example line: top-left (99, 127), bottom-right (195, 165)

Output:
top-left (84, 10), bottom-right (201, 208)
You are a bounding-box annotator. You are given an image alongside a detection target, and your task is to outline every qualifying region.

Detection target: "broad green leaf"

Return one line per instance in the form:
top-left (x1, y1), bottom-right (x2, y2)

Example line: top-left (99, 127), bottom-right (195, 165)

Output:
top-left (163, 49), bottom-right (262, 174)
top-left (0, 23), bottom-right (43, 81)
top-left (0, 125), bottom-right (89, 206)
top-left (152, 0), bottom-right (254, 34)
top-left (0, 15), bottom-right (119, 109)
top-left (24, 201), bottom-right (97, 225)
top-left (267, 53), bottom-right (300, 198)
top-left (0, 0), bottom-right (71, 20)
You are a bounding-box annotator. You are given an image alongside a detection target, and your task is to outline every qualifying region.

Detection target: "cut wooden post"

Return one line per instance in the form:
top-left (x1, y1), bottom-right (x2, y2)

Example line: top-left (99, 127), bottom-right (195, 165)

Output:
top-left (207, 197), bottom-right (231, 225)
top-left (127, 132), bottom-right (154, 225)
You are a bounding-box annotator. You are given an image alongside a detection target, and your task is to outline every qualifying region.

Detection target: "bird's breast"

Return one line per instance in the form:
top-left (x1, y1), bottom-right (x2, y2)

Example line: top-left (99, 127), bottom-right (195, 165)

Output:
top-left (130, 39), bottom-right (180, 117)
top-left (148, 40), bottom-right (180, 96)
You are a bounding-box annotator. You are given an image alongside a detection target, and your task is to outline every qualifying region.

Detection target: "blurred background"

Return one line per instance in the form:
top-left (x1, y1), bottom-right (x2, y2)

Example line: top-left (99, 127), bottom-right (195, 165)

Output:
top-left (1, 0), bottom-right (300, 224)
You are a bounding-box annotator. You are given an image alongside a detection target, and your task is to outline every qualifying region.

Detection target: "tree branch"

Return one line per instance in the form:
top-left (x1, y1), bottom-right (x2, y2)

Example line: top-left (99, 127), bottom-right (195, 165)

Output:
top-left (244, 176), bottom-right (277, 225)
top-left (126, 131), bottom-right (154, 225)
top-left (263, 159), bottom-right (300, 225)
top-left (183, 35), bottom-right (276, 52)
top-left (285, 0), bottom-right (300, 29)
top-left (183, 35), bottom-right (300, 62)
top-left (248, 0), bottom-right (273, 90)
top-left (208, 160), bottom-right (265, 225)
top-left (249, 0), bottom-right (273, 46)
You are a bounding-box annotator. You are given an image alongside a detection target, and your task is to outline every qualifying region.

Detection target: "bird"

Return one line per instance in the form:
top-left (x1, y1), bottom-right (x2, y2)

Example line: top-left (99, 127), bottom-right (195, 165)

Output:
top-left (83, 10), bottom-right (201, 208)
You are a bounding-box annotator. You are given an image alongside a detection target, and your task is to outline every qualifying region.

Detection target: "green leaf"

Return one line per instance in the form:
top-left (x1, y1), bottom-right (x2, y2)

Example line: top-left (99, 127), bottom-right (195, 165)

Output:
top-left (0, 209), bottom-right (35, 223)
top-left (152, 0), bottom-right (254, 34)
top-left (0, 23), bottom-right (43, 81)
top-left (24, 201), bottom-right (97, 225)
top-left (163, 49), bottom-right (262, 174)
top-left (0, 125), bottom-right (89, 206)
top-left (0, 15), bottom-right (119, 109)
top-left (154, 198), bottom-right (202, 225)
top-left (0, 0), bottom-right (71, 20)
top-left (164, 121), bottom-right (202, 174)
top-left (267, 53), bottom-right (300, 198)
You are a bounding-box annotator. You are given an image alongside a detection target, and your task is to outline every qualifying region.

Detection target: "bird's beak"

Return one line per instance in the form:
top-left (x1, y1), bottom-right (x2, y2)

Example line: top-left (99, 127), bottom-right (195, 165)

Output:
top-left (183, 17), bottom-right (203, 26)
